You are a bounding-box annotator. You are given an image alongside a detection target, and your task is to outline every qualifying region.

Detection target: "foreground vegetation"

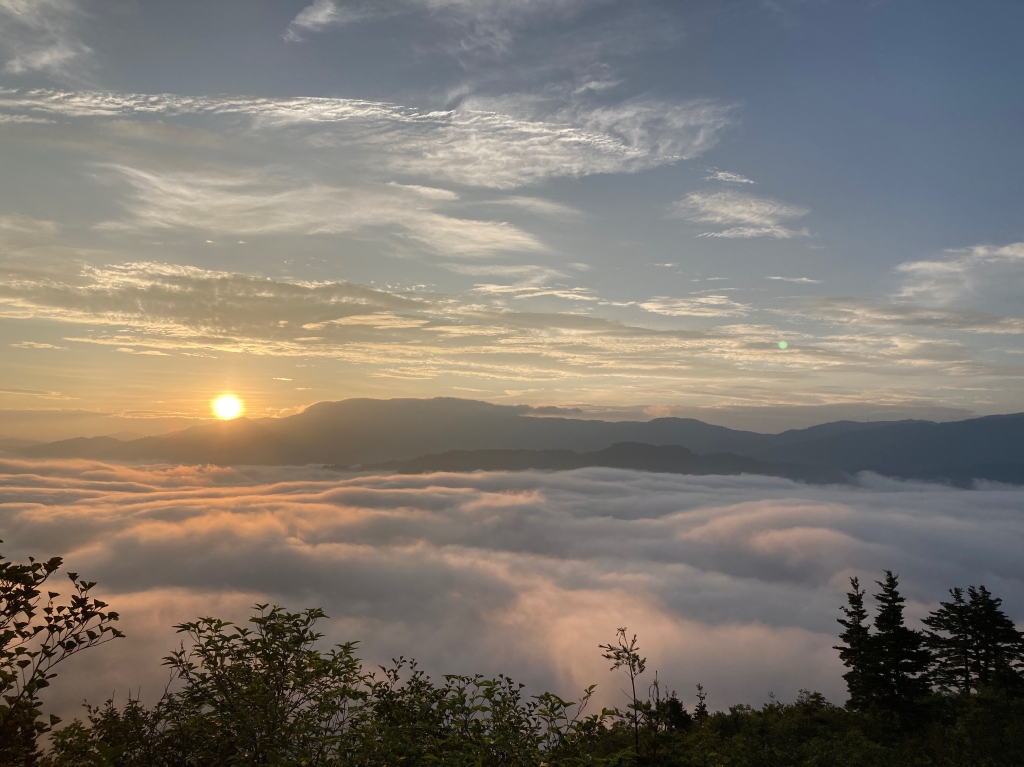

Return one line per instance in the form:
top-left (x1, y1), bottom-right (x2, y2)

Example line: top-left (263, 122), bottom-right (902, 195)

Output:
top-left (2, 546), bottom-right (1023, 766)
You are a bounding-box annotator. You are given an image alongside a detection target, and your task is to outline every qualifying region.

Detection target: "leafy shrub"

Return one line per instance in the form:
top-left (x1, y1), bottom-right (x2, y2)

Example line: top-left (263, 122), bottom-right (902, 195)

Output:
top-left (0, 546), bottom-right (1021, 766)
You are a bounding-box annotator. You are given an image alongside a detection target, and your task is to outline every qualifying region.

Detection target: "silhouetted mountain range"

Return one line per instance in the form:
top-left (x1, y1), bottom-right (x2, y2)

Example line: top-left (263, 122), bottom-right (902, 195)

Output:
top-left (16, 398), bottom-right (1024, 486)
top-left (0, 436), bottom-right (41, 452)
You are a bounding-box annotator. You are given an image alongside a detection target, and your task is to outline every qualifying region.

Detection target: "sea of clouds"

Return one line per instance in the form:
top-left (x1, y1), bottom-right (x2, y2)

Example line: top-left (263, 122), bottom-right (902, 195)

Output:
top-left (1, 458), bottom-right (1023, 721)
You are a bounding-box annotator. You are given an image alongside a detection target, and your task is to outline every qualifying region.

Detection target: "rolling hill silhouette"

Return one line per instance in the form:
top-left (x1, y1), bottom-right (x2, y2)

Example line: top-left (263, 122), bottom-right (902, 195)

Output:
top-left (18, 398), bottom-right (1024, 485)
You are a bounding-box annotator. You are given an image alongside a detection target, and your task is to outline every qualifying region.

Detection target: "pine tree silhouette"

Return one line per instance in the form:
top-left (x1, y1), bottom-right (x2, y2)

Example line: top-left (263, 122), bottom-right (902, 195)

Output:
top-left (923, 587), bottom-right (973, 694)
top-left (967, 585), bottom-right (1024, 690)
top-left (869, 571), bottom-right (930, 722)
top-left (835, 577), bottom-right (873, 710)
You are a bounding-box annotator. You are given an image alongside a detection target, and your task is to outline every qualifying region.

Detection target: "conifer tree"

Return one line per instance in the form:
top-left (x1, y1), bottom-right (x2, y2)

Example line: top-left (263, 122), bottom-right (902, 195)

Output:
top-left (693, 684), bottom-right (709, 728)
top-left (835, 577), bottom-right (873, 710)
top-left (966, 585), bottom-right (1024, 689)
top-left (923, 587), bottom-right (974, 694)
top-left (924, 584), bottom-right (1024, 694)
top-left (870, 571), bottom-right (930, 718)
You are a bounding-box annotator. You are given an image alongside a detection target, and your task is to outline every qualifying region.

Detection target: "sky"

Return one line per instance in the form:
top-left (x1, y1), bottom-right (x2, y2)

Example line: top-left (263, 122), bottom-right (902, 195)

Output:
top-left (2, 0), bottom-right (1024, 432)
top-left (4, 459), bottom-right (1023, 717)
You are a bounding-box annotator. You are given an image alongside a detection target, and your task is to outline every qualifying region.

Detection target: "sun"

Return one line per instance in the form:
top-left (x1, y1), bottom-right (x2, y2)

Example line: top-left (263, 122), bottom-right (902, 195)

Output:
top-left (213, 394), bottom-right (243, 420)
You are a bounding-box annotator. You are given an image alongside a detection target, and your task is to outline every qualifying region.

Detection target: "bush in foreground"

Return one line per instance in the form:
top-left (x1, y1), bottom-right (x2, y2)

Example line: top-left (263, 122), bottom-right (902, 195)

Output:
top-left (2, 546), bottom-right (1023, 766)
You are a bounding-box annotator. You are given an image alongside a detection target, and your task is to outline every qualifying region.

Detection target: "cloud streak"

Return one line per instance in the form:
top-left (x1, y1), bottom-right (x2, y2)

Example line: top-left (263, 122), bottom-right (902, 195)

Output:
top-left (703, 168), bottom-right (755, 184)
top-left (2, 260), bottom-right (1022, 409)
top-left (98, 165), bottom-right (546, 257)
top-left (0, 89), bottom-right (735, 189)
top-left (284, 0), bottom-right (382, 42)
top-left (672, 190), bottom-right (809, 239)
top-left (800, 297), bottom-right (1024, 335)
top-left (0, 0), bottom-right (92, 79)
top-left (283, 0), bottom-right (607, 55)
top-left (640, 294), bottom-right (750, 318)
top-left (2, 459), bottom-right (1022, 721)
top-left (896, 242), bottom-right (1024, 311)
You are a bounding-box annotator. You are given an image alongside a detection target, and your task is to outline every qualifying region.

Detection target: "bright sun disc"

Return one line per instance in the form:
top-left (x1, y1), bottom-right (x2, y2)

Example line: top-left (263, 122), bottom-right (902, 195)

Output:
top-left (213, 395), bottom-right (243, 420)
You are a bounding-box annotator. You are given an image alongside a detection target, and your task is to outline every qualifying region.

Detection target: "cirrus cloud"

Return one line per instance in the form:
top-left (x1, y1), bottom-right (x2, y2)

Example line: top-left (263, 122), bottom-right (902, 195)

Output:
top-left (0, 88), bottom-right (735, 190)
top-left (640, 294), bottom-right (750, 318)
top-left (2, 259), bottom-right (1022, 408)
top-left (97, 165), bottom-right (546, 258)
top-left (896, 242), bottom-right (1024, 312)
top-left (672, 190), bottom-right (809, 239)
top-left (0, 0), bottom-right (92, 80)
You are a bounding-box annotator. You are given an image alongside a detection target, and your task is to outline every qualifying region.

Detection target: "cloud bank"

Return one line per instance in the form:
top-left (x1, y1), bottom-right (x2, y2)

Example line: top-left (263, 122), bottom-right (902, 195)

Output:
top-left (2, 459), bottom-right (1022, 721)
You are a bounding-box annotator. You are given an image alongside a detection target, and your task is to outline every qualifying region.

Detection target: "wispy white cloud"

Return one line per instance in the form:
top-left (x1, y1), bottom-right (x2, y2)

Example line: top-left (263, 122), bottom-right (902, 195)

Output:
top-left (385, 182), bottom-right (461, 200)
top-left (0, 260), bottom-right (838, 387)
top-left (0, 214), bottom-right (60, 243)
top-left (97, 165), bottom-right (545, 257)
top-left (0, 0), bottom-right (92, 79)
top-left (284, 0), bottom-right (384, 42)
top-left (443, 262), bottom-right (604, 303)
top-left (3, 258), bottom-right (1021, 407)
top-left (115, 346), bottom-right (170, 356)
top-left (472, 196), bottom-right (583, 218)
top-left (640, 294), bottom-right (750, 318)
top-left (703, 168), bottom-right (755, 184)
top-left (0, 89), bottom-right (735, 189)
top-left (896, 242), bottom-right (1024, 308)
top-left (9, 341), bottom-right (67, 350)
top-left (472, 283), bottom-right (600, 301)
top-left (767, 276), bottom-right (820, 284)
top-left (282, 0), bottom-right (608, 55)
top-left (441, 263), bottom-right (569, 283)
top-left (672, 190), bottom-right (809, 239)
top-left (302, 312), bottom-right (431, 330)
top-left (459, 93), bottom-right (736, 183)
top-left (0, 386), bottom-right (70, 398)
top-left (800, 297), bottom-right (1024, 335)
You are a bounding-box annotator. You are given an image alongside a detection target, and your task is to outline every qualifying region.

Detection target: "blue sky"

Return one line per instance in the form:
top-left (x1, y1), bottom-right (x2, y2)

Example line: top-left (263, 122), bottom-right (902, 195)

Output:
top-left (1, 0), bottom-right (1023, 433)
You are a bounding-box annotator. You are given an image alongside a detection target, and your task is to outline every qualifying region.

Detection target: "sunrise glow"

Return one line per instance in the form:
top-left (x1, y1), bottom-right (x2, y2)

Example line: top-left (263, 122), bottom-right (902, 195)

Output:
top-left (213, 395), bottom-right (243, 420)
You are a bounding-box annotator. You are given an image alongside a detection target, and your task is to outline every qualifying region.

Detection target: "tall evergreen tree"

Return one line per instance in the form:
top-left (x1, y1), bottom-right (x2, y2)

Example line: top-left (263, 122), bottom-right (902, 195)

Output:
top-left (966, 585), bottom-right (1024, 689)
top-left (923, 587), bottom-right (973, 695)
top-left (869, 571), bottom-right (931, 718)
top-left (925, 584), bottom-right (1024, 694)
top-left (835, 577), bottom-right (873, 710)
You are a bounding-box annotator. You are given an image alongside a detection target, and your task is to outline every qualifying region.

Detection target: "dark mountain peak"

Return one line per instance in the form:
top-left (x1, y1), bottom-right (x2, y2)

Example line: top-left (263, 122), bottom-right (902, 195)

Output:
top-left (23, 436), bottom-right (124, 459)
top-left (300, 396), bottom-right (526, 419)
top-left (15, 398), bottom-right (1024, 486)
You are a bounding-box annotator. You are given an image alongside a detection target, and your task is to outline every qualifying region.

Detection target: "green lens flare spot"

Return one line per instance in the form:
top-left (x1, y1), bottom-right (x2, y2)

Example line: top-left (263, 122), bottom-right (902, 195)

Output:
top-left (778, 341), bottom-right (788, 349)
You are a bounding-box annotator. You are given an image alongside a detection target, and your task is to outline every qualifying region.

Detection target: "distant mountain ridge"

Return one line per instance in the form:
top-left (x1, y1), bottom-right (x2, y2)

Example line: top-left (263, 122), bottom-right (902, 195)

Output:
top-left (366, 442), bottom-right (851, 485)
top-left (17, 398), bottom-right (1024, 486)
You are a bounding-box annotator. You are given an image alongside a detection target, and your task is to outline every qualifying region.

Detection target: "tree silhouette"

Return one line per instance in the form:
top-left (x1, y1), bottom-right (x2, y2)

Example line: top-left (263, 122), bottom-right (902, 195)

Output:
top-left (835, 576), bottom-right (873, 710)
top-left (599, 627), bottom-right (646, 754)
top-left (869, 571), bottom-right (931, 721)
top-left (923, 587), bottom-right (975, 694)
top-left (0, 545), bottom-right (122, 765)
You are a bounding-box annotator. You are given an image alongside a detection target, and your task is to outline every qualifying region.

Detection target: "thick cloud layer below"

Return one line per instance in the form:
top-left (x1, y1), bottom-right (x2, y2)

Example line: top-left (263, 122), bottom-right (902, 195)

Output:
top-left (2, 458), bottom-right (1023, 720)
